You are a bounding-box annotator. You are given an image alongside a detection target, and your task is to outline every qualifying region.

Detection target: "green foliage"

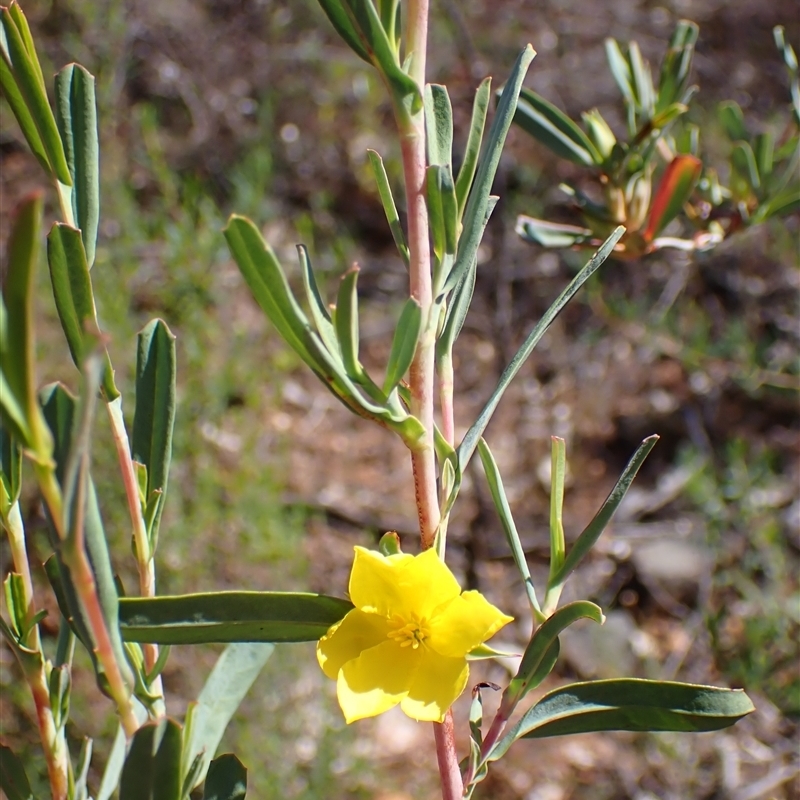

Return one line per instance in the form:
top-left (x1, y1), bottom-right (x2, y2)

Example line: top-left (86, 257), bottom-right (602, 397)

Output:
top-left (0, 2), bottom-right (762, 798)
top-left (513, 20), bottom-right (799, 258)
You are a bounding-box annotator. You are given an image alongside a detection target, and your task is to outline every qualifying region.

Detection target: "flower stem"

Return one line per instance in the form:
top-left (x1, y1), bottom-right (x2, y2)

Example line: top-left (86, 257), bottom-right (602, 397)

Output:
top-left (399, 4), bottom-right (462, 798)
top-left (434, 709), bottom-right (464, 799)
top-left (400, 0), bottom-right (440, 551)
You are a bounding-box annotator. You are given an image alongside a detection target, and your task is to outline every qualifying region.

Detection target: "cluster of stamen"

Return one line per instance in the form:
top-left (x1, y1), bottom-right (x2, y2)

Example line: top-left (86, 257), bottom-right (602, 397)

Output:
top-left (387, 614), bottom-right (429, 649)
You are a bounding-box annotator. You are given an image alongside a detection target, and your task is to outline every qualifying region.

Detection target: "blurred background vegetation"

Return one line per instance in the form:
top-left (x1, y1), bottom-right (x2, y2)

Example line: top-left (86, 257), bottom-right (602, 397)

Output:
top-left (1, 0), bottom-right (798, 798)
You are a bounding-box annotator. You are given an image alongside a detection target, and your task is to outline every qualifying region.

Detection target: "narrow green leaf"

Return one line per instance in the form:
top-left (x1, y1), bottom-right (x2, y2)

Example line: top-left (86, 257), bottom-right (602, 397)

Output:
top-left (334, 266), bottom-right (362, 379)
top-left (0, 422), bottom-right (22, 516)
top-left (581, 109), bottom-right (616, 161)
top-left (1, 194), bottom-right (51, 459)
top-left (119, 717), bottom-right (182, 800)
top-left (774, 25), bottom-right (800, 124)
top-left (0, 744), bottom-right (33, 800)
top-left (548, 437), bottom-right (566, 582)
top-left (0, 53), bottom-right (50, 175)
top-left (425, 83), bottom-right (453, 168)
top-left (297, 245), bottom-right (340, 355)
top-left (315, 0), bottom-right (371, 62)
top-left (55, 64), bottom-right (99, 267)
top-left (455, 78), bottom-right (492, 216)
top-left (458, 227), bottom-right (624, 471)
top-left (515, 216), bottom-right (594, 249)
top-left (549, 435), bottom-right (658, 588)
top-left (753, 187), bottom-right (800, 221)
top-left (383, 297), bottom-right (421, 394)
top-left (657, 20), bottom-right (698, 112)
top-left (731, 141), bottom-right (761, 190)
top-left (503, 601), bottom-right (603, 712)
top-left (0, 6), bottom-right (71, 184)
top-left (512, 87), bottom-right (600, 166)
top-left (203, 754), bottom-right (247, 800)
top-left (96, 700), bottom-right (150, 800)
top-left (605, 38), bottom-right (636, 111)
top-left (643, 155), bottom-right (702, 241)
top-left (183, 644), bottom-right (273, 790)
top-left (366, 150), bottom-right (409, 265)
top-left (40, 381), bottom-right (134, 692)
top-left (132, 319), bottom-right (176, 549)
top-left (718, 100), bottom-right (747, 141)
top-left (73, 737), bottom-right (93, 800)
top-left (443, 45), bottom-right (535, 299)
top-left (341, 0), bottom-right (421, 113)
top-left (119, 591), bottom-right (353, 644)
top-left (224, 215), bottom-right (326, 371)
top-left (753, 132), bottom-right (774, 180)
top-left (46, 223), bottom-right (116, 398)
top-left (477, 438), bottom-right (541, 616)
top-left (491, 679), bottom-right (755, 758)
top-left (628, 41), bottom-right (655, 116)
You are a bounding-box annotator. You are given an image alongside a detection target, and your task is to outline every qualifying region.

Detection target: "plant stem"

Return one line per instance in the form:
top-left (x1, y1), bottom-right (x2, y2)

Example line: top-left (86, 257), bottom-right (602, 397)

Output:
top-left (401, 0), bottom-right (440, 550)
top-left (4, 503), bottom-right (70, 800)
top-left (35, 463), bottom-right (140, 737)
top-left (400, 4), bottom-right (462, 798)
top-left (434, 710), bottom-right (463, 799)
top-left (106, 397), bottom-right (163, 697)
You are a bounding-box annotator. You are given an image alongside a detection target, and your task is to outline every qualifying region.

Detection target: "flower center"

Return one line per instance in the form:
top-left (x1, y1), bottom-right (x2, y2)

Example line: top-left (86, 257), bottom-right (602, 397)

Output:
top-left (387, 614), bottom-right (430, 649)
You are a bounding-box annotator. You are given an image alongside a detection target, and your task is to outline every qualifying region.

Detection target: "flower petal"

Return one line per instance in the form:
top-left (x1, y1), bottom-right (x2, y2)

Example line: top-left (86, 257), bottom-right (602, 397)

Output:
top-left (349, 546), bottom-right (461, 619)
top-left (317, 609), bottom-right (390, 680)
top-left (337, 639), bottom-right (421, 723)
top-left (427, 590), bottom-right (513, 658)
top-left (401, 650), bottom-right (470, 722)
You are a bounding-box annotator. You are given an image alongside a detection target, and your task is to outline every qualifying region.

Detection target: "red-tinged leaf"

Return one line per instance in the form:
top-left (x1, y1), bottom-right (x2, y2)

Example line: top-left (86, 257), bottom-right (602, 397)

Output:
top-left (643, 155), bottom-right (701, 242)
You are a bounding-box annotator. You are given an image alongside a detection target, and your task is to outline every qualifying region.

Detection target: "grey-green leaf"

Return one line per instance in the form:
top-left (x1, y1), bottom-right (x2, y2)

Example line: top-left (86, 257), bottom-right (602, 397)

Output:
top-left (425, 83), bottom-right (453, 169)
top-left (491, 679), bottom-right (755, 759)
top-left (0, 6), bottom-right (71, 184)
top-left (315, 0), bottom-right (371, 63)
top-left (40, 382), bottom-right (134, 691)
top-left (455, 78), bottom-right (492, 216)
top-left (502, 601), bottom-right (604, 712)
top-left (0, 744), bottom-right (33, 800)
top-left (366, 150), bottom-right (409, 266)
top-left (458, 227), bottom-right (624, 472)
top-left (477, 438), bottom-right (540, 616)
top-left (183, 644), bottom-right (273, 790)
top-left (132, 319), bottom-right (176, 549)
top-left (334, 267), bottom-right (362, 379)
top-left (443, 45), bottom-right (535, 299)
top-left (512, 87), bottom-right (600, 166)
top-left (118, 591), bottom-right (353, 644)
top-left (55, 64), bottom-right (99, 266)
top-left (119, 718), bottom-right (183, 800)
top-left (383, 297), bottom-right (421, 394)
top-left (202, 754), bottom-right (247, 800)
top-left (515, 216), bottom-right (595, 248)
top-left (549, 435), bottom-right (658, 588)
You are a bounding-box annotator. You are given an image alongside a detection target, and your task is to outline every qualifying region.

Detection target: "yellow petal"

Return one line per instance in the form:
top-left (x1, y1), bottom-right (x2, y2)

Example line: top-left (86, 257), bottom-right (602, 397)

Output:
top-left (317, 609), bottom-right (390, 680)
top-left (337, 639), bottom-right (421, 723)
top-left (349, 546), bottom-right (461, 619)
top-left (427, 590), bottom-right (513, 658)
top-left (400, 650), bottom-right (470, 722)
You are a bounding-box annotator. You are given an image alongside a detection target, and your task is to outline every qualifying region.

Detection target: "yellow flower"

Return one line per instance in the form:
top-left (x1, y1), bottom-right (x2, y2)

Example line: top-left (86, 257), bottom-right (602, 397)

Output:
top-left (317, 546), bottom-right (513, 723)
